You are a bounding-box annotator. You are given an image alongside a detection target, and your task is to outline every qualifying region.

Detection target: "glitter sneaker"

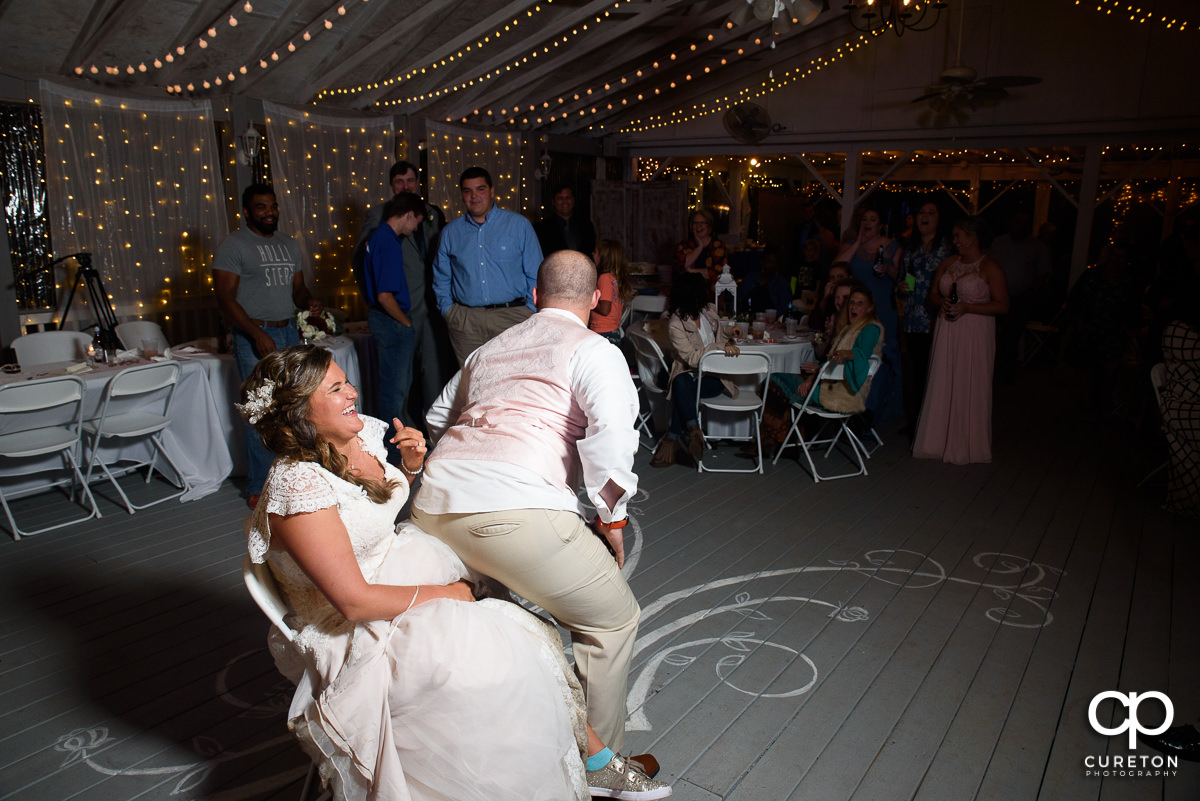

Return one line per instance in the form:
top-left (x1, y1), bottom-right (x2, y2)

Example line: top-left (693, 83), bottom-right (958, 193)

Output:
top-left (586, 752), bottom-right (672, 800)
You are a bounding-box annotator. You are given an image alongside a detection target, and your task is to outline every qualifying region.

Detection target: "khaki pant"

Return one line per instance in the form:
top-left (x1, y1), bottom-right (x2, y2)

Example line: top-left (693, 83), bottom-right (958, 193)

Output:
top-left (444, 302), bottom-right (533, 366)
top-left (412, 506), bottom-right (640, 751)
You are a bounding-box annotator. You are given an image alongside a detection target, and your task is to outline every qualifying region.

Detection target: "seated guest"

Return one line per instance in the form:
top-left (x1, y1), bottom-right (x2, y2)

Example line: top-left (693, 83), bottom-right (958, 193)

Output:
top-left (759, 284), bottom-right (883, 451)
top-left (589, 238), bottom-right (634, 343)
top-left (239, 345), bottom-right (664, 801)
top-left (807, 261), bottom-right (852, 335)
top-left (650, 273), bottom-right (740, 468)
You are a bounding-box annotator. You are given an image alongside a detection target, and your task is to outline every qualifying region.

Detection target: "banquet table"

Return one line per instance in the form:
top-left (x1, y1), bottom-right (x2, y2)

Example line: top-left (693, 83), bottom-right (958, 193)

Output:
top-left (174, 334), bottom-right (362, 476)
top-left (0, 356), bottom-right (233, 502)
top-left (625, 320), bottom-right (815, 438)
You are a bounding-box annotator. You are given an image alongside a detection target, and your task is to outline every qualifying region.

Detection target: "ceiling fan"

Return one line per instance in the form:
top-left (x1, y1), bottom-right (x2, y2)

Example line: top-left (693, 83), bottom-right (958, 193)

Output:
top-left (911, 5), bottom-right (1041, 125)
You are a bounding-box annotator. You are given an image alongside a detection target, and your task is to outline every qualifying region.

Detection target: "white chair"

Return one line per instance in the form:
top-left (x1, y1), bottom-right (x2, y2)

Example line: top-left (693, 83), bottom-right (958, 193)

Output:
top-left (242, 556), bottom-right (331, 801)
top-left (627, 322), bottom-right (673, 450)
top-left (82, 361), bottom-right (189, 513)
top-left (629, 294), bottom-right (667, 324)
top-left (696, 351), bottom-right (771, 474)
top-left (115, 320), bottom-right (170, 354)
top-left (11, 330), bottom-right (92, 369)
top-left (0, 376), bottom-right (100, 540)
top-left (1137, 363), bottom-right (1169, 488)
top-left (773, 355), bottom-right (882, 482)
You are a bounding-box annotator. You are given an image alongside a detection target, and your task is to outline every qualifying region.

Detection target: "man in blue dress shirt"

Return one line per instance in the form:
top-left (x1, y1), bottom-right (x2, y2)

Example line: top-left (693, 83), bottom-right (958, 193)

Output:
top-left (433, 166), bottom-right (543, 365)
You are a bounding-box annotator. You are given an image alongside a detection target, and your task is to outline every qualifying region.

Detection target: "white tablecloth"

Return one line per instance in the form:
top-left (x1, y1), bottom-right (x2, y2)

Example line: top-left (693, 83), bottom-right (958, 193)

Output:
top-left (0, 358), bottom-right (233, 502)
top-left (177, 335), bottom-right (362, 477)
top-left (624, 325), bottom-right (815, 439)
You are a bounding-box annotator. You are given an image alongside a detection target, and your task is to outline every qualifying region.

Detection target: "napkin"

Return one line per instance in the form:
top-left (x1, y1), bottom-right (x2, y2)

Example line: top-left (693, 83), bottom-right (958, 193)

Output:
top-left (66, 362), bottom-right (93, 374)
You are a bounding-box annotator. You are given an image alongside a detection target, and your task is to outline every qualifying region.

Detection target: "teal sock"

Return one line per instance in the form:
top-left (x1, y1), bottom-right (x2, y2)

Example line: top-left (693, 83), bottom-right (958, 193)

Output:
top-left (587, 747), bottom-right (615, 771)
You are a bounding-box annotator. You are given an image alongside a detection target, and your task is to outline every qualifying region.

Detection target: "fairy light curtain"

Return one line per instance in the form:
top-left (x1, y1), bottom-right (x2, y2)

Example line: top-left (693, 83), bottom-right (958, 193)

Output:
top-left (262, 101), bottom-right (395, 318)
top-left (425, 121), bottom-right (527, 220)
top-left (38, 80), bottom-right (227, 323)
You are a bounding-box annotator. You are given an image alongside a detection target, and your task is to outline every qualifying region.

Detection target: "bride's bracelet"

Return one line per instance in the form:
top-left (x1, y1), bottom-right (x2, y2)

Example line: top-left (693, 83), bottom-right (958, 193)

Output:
top-left (403, 586), bottom-right (420, 614)
top-left (400, 461), bottom-right (424, 478)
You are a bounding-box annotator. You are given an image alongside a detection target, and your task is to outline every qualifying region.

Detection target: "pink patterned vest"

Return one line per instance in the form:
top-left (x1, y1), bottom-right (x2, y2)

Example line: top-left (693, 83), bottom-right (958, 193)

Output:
top-left (428, 311), bottom-right (595, 491)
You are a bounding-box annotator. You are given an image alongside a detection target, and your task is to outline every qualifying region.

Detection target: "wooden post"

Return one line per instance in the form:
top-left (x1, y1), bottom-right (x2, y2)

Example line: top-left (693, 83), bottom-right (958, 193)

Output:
top-left (1070, 144), bottom-right (1102, 288)
top-left (842, 151), bottom-right (861, 238)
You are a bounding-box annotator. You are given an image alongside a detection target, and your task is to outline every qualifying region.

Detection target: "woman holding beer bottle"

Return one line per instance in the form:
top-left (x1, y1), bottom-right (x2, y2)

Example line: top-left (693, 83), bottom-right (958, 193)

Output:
top-left (913, 216), bottom-right (1010, 464)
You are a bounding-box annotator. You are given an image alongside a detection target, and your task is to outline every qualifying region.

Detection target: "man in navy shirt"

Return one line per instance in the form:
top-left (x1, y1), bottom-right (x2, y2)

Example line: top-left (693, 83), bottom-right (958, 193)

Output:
top-left (365, 192), bottom-right (426, 440)
top-left (433, 166), bottom-right (543, 365)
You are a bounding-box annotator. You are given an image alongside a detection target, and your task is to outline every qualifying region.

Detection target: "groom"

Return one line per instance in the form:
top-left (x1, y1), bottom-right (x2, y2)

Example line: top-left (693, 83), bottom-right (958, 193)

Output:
top-left (412, 250), bottom-right (662, 785)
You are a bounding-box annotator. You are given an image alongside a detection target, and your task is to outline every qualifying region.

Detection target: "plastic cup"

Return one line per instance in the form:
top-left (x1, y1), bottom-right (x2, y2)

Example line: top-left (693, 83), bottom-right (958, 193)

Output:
top-left (142, 339), bottom-right (159, 358)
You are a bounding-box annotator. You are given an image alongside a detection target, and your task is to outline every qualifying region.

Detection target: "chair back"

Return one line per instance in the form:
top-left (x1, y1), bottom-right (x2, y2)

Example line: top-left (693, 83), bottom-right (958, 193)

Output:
top-left (115, 321), bottom-right (170, 353)
top-left (11, 331), bottom-right (92, 368)
top-left (0, 376), bottom-right (87, 438)
top-left (242, 555), bottom-right (299, 642)
top-left (627, 323), bottom-right (671, 393)
top-left (698, 351), bottom-right (771, 378)
top-left (630, 294), bottom-right (667, 324)
top-left (92, 361), bottom-right (182, 434)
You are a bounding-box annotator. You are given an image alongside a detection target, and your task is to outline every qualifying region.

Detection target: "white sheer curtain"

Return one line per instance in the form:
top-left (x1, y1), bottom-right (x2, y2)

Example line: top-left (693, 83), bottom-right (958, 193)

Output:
top-left (426, 121), bottom-right (528, 220)
top-left (263, 102), bottom-right (396, 319)
top-left (39, 80), bottom-right (227, 326)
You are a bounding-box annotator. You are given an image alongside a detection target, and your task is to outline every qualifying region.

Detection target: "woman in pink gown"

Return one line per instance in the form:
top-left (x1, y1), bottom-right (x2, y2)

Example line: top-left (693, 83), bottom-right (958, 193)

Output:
top-left (913, 217), bottom-right (1010, 464)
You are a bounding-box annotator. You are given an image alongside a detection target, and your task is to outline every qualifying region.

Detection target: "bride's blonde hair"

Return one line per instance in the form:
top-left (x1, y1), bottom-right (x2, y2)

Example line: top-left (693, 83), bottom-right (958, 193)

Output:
top-left (240, 345), bottom-right (399, 503)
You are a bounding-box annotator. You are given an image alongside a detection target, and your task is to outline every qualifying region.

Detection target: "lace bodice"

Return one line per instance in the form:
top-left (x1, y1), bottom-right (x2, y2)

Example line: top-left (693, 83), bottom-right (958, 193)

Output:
top-left (246, 416), bottom-right (410, 657)
top-left (940, 257), bottom-right (992, 305)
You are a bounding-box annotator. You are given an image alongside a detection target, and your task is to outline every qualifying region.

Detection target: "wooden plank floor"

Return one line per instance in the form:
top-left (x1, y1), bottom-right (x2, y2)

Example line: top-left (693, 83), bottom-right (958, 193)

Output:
top-left (1, 369), bottom-right (1198, 801)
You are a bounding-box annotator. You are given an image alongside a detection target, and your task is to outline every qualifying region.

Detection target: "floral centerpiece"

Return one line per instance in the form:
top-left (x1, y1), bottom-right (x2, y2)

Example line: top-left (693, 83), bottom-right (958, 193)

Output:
top-left (296, 309), bottom-right (340, 342)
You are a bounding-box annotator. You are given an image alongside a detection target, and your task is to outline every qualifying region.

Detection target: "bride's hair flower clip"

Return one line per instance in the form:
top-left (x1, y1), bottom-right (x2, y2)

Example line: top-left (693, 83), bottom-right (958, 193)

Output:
top-left (237, 378), bottom-right (277, 424)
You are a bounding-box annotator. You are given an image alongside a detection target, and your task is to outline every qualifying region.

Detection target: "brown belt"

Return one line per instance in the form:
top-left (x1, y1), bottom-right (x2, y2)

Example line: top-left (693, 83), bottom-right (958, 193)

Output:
top-left (249, 318), bottom-right (293, 328)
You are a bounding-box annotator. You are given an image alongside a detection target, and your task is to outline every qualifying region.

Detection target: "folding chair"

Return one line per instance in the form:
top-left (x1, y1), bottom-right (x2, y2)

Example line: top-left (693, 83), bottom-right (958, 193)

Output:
top-left (1137, 363), bottom-right (1169, 488)
top-left (115, 320), bottom-right (170, 354)
top-left (696, 351), bottom-right (771, 474)
top-left (242, 557), bottom-right (331, 801)
top-left (629, 294), bottom-right (667, 325)
top-left (1020, 307), bottom-right (1064, 367)
top-left (11, 330), bottom-right (92, 369)
top-left (773, 355), bottom-right (881, 482)
top-left (82, 361), bottom-right (189, 513)
top-left (0, 376), bottom-right (100, 540)
top-left (627, 322), bottom-right (672, 450)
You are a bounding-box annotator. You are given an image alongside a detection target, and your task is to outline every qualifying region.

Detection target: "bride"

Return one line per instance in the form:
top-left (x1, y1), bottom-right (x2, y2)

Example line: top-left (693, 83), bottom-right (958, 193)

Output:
top-left (239, 345), bottom-right (667, 801)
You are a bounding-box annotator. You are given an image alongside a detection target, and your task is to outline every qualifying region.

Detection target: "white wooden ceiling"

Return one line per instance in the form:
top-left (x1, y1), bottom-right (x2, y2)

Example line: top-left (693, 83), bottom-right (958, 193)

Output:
top-left (1, 0), bottom-right (1198, 149)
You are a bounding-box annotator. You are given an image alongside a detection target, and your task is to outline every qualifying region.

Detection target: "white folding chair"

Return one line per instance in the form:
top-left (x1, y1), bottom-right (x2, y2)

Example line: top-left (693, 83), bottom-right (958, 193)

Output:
top-left (629, 294), bottom-right (667, 324)
top-left (11, 330), bottom-right (92, 369)
top-left (82, 361), bottom-right (189, 513)
top-left (773, 355), bottom-right (881, 482)
top-left (1137, 363), bottom-right (1169, 489)
top-left (115, 320), bottom-right (170, 354)
top-left (241, 556), bottom-right (331, 801)
top-left (696, 351), bottom-right (771, 474)
top-left (0, 376), bottom-right (100, 540)
top-left (627, 322), bottom-right (672, 450)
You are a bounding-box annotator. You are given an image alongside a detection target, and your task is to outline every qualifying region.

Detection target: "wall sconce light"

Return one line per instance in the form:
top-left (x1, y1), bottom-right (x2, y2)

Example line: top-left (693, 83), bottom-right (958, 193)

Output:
top-left (238, 124), bottom-right (261, 164)
top-left (534, 149), bottom-right (553, 180)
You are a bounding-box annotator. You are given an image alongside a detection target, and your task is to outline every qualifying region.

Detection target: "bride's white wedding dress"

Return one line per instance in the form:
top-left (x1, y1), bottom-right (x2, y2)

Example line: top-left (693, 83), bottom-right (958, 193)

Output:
top-left (247, 416), bottom-right (588, 801)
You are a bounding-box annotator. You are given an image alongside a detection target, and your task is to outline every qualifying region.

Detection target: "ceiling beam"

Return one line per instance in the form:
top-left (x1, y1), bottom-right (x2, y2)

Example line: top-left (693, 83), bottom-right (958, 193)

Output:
top-left (235, 0), bottom-right (342, 95)
top-left (571, 13), bottom-right (855, 135)
top-left (295, 0), bottom-right (397, 102)
top-left (488, 0), bottom-right (739, 131)
top-left (437, 0), bottom-right (698, 123)
top-left (58, 0), bottom-right (152, 74)
top-left (338, 0), bottom-right (538, 108)
top-left (156, 0), bottom-right (245, 87)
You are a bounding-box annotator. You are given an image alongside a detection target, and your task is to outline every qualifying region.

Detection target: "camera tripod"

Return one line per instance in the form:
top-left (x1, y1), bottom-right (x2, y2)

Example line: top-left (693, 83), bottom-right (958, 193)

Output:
top-left (53, 252), bottom-right (121, 351)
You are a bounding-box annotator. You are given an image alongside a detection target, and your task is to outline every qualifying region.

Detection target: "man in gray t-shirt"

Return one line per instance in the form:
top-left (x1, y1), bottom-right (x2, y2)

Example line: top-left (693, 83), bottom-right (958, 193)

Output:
top-left (214, 184), bottom-right (319, 506)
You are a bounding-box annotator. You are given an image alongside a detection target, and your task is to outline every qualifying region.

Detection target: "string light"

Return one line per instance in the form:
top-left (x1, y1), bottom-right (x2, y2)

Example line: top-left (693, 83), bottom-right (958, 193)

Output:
top-left (619, 32), bottom-right (879, 133)
top-left (1073, 0), bottom-right (1192, 32)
